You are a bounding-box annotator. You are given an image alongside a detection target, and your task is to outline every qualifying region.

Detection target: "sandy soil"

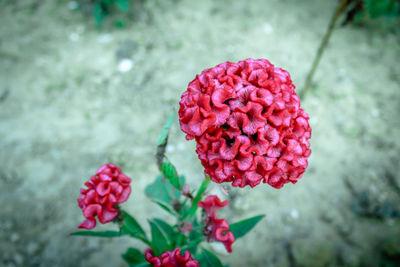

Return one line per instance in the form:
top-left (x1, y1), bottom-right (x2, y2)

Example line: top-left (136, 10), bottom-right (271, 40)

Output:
top-left (1, 0), bottom-right (399, 266)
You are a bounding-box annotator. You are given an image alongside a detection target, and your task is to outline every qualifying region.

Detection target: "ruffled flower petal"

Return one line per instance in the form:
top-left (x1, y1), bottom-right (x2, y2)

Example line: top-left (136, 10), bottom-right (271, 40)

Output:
top-left (198, 195), bottom-right (235, 253)
top-left (83, 204), bottom-right (102, 219)
top-left (78, 218), bottom-right (96, 229)
top-left (98, 208), bottom-right (118, 224)
top-left (198, 195), bottom-right (228, 217)
top-left (145, 248), bottom-right (199, 267)
top-left (118, 186), bottom-right (131, 203)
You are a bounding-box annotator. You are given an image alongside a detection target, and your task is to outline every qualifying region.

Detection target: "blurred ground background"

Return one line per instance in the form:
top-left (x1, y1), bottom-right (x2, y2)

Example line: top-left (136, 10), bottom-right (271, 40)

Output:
top-left (0, 0), bottom-right (400, 266)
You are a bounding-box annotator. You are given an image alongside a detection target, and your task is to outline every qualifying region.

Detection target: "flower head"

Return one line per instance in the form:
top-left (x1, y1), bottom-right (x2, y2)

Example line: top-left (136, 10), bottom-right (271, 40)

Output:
top-left (145, 248), bottom-right (199, 267)
top-left (198, 195), bottom-right (235, 253)
top-left (179, 58), bottom-right (311, 188)
top-left (77, 163), bottom-right (132, 229)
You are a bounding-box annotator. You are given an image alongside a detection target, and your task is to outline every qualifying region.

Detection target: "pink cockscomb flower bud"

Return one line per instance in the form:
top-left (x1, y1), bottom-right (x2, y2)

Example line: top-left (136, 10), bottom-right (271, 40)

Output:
top-left (145, 248), bottom-right (199, 267)
top-left (182, 184), bottom-right (192, 198)
top-left (179, 59), bottom-right (312, 188)
top-left (179, 221), bottom-right (193, 235)
top-left (197, 195), bottom-right (228, 218)
top-left (204, 216), bottom-right (235, 253)
top-left (198, 195), bottom-right (235, 253)
top-left (77, 163), bottom-right (132, 229)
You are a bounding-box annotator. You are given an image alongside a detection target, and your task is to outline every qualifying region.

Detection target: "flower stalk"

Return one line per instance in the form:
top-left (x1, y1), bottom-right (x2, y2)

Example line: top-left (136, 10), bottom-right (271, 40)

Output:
top-left (300, 0), bottom-right (349, 99)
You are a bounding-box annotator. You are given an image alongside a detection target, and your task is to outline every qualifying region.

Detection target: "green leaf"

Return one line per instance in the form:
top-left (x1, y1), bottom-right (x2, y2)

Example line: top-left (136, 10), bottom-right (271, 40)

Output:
top-left (229, 215), bottom-right (265, 239)
top-left (122, 248), bottom-right (150, 267)
top-left (199, 248), bottom-right (223, 267)
top-left (161, 159), bottom-right (181, 189)
top-left (154, 200), bottom-right (176, 215)
top-left (121, 211), bottom-right (147, 240)
top-left (352, 11), bottom-right (365, 24)
top-left (178, 198), bottom-right (190, 219)
top-left (101, 0), bottom-right (114, 5)
top-left (131, 263), bottom-right (152, 267)
top-left (179, 175), bottom-right (186, 188)
top-left (93, 3), bottom-right (105, 26)
top-left (367, 0), bottom-right (396, 18)
top-left (115, 20), bottom-right (126, 28)
top-left (189, 220), bottom-right (203, 240)
top-left (183, 176), bottom-right (210, 219)
top-left (145, 175), bottom-right (173, 204)
top-left (156, 112), bottom-right (175, 146)
top-left (173, 187), bottom-right (182, 199)
top-left (152, 218), bottom-right (188, 247)
top-left (153, 218), bottom-right (175, 237)
top-left (150, 221), bottom-right (170, 256)
top-left (173, 232), bottom-right (188, 248)
top-left (181, 236), bottom-right (202, 254)
top-left (71, 230), bottom-right (123, 238)
top-left (116, 0), bottom-right (129, 11)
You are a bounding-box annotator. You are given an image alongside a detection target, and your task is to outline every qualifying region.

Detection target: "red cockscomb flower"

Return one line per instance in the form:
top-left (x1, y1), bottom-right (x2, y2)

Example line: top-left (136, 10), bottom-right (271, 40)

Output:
top-left (77, 163), bottom-right (132, 229)
top-left (179, 59), bottom-right (311, 188)
top-left (145, 248), bottom-right (199, 267)
top-left (198, 195), bottom-right (235, 253)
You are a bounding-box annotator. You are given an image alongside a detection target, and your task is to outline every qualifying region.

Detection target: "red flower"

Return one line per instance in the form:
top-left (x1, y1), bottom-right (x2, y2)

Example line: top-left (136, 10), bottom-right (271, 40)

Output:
top-left (198, 195), bottom-right (228, 217)
top-left (77, 163), bottom-right (132, 229)
top-left (145, 248), bottom-right (199, 267)
top-left (179, 59), bottom-right (311, 188)
top-left (198, 195), bottom-right (235, 253)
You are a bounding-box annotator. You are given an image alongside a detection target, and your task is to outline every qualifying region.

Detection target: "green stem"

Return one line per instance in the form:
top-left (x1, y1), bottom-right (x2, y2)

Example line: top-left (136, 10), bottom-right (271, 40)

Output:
top-left (300, 0), bottom-right (348, 99)
top-left (181, 175), bottom-right (211, 220)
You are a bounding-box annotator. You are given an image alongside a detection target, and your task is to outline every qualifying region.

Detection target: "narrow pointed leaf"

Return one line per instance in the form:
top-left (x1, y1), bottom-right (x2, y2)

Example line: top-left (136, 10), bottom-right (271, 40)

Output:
top-left (150, 221), bottom-right (170, 256)
top-left (181, 237), bottom-right (202, 254)
top-left (179, 198), bottom-right (190, 218)
top-left (154, 200), bottom-right (176, 216)
top-left (199, 248), bottom-right (223, 267)
top-left (153, 218), bottom-right (187, 247)
top-left (153, 218), bottom-right (174, 236)
top-left (183, 176), bottom-right (210, 219)
top-left (156, 112), bottom-right (174, 168)
top-left (157, 112), bottom-right (175, 146)
top-left (229, 215), bottom-right (265, 239)
top-left (173, 232), bottom-right (188, 248)
top-left (121, 211), bottom-right (146, 238)
top-left (122, 248), bottom-right (150, 267)
top-left (161, 159), bottom-right (181, 189)
top-left (71, 230), bottom-right (123, 238)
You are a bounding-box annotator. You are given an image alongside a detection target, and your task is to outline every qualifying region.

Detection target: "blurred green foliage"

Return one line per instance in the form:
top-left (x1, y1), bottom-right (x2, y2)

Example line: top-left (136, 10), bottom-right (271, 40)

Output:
top-left (93, 0), bottom-right (130, 25)
top-left (365, 0), bottom-right (400, 19)
top-left (344, 0), bottom-right (400, 26)
top-left (78, 0), bottom-right (133, 27)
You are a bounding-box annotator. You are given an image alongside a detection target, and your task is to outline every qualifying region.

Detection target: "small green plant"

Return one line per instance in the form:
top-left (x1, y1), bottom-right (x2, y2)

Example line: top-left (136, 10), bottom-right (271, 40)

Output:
top-left (72, 112), bottom-right (265, 266)
top-left (77, 0), bottom-right (132, 27)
